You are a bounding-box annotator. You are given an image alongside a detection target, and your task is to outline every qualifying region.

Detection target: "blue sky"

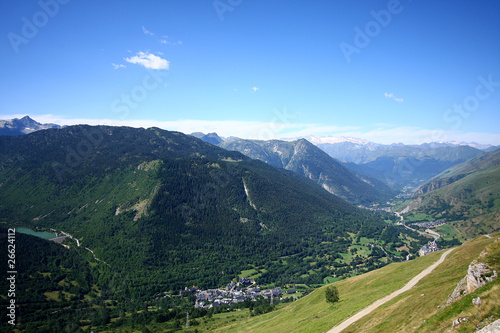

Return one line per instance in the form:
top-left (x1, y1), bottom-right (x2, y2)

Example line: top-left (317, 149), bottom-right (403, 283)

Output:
top-left (1, 0), bottom-right (499, 144)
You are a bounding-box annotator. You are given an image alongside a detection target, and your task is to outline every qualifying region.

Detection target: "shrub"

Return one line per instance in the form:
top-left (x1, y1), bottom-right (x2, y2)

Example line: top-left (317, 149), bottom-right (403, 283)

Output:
top-left (325, 285), bottom-right (339, 304)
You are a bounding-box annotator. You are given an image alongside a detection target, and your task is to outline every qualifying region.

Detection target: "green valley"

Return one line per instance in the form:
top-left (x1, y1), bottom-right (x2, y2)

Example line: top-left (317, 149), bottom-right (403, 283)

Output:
top-left (0, 125), bottom-right (432, 332)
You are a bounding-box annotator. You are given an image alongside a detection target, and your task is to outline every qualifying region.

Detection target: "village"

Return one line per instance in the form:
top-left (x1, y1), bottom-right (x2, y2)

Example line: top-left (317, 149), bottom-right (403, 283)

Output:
top-left (178, 277), bottom-right (298, 309)
top-left (418, 240), bottom-right (441, 257)
top-left (409, 220), bottom-right (446, 229)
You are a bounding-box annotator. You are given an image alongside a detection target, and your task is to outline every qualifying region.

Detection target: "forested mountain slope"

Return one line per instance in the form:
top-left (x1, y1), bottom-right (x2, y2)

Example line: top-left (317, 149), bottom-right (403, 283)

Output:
top-left (0, 126), bottom-right (397, 293)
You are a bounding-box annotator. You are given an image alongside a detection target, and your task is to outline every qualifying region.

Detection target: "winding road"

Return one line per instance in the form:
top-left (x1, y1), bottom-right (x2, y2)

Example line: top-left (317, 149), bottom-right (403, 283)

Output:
top-left (327, 247), bottom-right (454, 333)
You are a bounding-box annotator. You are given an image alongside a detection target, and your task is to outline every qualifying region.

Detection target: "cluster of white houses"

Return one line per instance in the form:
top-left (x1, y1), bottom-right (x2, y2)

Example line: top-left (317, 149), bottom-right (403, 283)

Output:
top-left (180, 277), bottom-right (296, 309)
top-left (410, 220), bottom-right (446, 229)
top-left (418, 240), bottom-right (441, 257)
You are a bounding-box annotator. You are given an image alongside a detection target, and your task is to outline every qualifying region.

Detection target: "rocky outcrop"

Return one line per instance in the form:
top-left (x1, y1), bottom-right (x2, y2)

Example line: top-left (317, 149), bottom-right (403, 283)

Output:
top-left (476, 319), bottom-right (500, 333)
top-left (446, 276), bottom-right (468, 306)
top-left (467, 261), bottom-right (498, 293)
top-left (452, 317), bottom-right (468, 328)
top-left (446, 261), bottom-right (498, 306)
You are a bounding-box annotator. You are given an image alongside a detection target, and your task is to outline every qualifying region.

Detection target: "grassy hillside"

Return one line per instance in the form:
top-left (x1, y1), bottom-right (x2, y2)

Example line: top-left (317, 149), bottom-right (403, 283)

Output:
top-left (404, 148), bottom-right (500, 237)
top-left (203, 233), bottom-right (499, 333)
top-left (341, 233), bottom-right (500, 333)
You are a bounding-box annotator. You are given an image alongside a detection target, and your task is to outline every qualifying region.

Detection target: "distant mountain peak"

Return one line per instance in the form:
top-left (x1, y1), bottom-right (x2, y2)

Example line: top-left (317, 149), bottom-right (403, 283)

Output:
top-left (189, 132), bottom-right (225, 145)
top-left (0, 115), bottom-right (62, 136)
top-left (297, 135), bottom-right (376, 146)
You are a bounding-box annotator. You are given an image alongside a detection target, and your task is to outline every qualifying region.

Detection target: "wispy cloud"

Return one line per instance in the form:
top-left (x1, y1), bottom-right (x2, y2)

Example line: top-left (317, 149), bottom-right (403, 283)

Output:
top-left (142, 26), bottom-right (154, 36)
top-left (384, 92), bottom-right (404, 103)
top-left (160, 38), bottom-right (182, 46)
top-left (252, 86), bottom-right (259, 92)
top-left (124, 51), bottom-right (169, 70)
top-left (111, 63), bottom-right (126, 70)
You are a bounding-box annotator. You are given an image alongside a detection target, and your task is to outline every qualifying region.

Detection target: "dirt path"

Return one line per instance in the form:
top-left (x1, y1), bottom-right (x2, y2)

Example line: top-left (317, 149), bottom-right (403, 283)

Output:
top-left (327, 248), bottom-right (454, 333)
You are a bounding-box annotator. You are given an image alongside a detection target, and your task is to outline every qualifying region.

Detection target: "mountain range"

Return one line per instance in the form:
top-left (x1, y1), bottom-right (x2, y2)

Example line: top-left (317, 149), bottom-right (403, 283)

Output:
top-left (0, 116), bottom-right (493, 194)
top-left (0, 119), bottom-right (498, 332)
top-left (190, 131), bottom-right (489, 192)
top-left (219, 137), bottom-right (394, 205)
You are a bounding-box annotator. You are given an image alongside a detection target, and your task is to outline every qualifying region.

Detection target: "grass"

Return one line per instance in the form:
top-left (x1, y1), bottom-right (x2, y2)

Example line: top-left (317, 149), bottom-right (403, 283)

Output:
top-left (43, 290), bottom-right (74, 301)
top-left (434, 223), bottom-right (465, 242)
top-left (357, 237), bottom-right (375, 246)
top-left (239, 269), bottom-right (258, 279)
top-left (323, 276), bottom-right (341, 284)
top-left (403, 212), bottom-right (434, 222)
top-left (418, 280), bottom-right (500, 332)
top-left (338, 233), bottom-right (499, 333)
top-left (199, 233), bottom-right (499, 333)
top-left (206, 251), bottom-right (446, 332)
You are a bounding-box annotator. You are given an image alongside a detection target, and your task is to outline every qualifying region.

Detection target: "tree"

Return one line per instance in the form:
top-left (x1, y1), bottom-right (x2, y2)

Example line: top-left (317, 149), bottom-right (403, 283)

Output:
top-left (325, 285), bottom-right (339, 304)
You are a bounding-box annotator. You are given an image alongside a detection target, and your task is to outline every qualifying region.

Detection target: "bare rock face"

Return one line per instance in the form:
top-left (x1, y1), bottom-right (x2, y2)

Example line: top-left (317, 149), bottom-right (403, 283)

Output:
top-left (475, 319), bottom-right (500, 333)
top-left (446, 261), bottom-right (497, 306)
top-left (467, 261), bottom-right (498, 294)
top-left (446, 276), bottom-right (468, 306)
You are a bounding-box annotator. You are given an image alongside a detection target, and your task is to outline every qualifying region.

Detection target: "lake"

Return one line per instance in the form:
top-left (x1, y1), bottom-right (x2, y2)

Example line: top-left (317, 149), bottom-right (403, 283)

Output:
top-left (15, 227), bottom-right (58, 240)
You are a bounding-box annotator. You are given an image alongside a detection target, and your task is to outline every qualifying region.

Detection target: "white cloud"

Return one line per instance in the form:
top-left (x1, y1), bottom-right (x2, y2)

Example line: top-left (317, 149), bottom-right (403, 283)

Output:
top-left (142, 26), bottom-right (154, 36)
top-left (111, 63), bottom-right (126, 70)
top-left (384, 92), bottom-right (404, 103)
top-left (252, 86), bottom-right (259, 92)
top-left (124, 52), bottom-right (169, 70)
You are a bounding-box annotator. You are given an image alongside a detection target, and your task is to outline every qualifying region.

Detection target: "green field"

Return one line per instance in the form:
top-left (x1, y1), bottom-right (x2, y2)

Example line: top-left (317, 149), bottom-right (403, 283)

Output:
top-left (434, 223), bottom-right (465, 241)
top-left (323, 276), bottom-right (341, 284)
top-left (239, 269), bottom-right (258, 279)
top-left (402, 212), bottom-right (434, 222)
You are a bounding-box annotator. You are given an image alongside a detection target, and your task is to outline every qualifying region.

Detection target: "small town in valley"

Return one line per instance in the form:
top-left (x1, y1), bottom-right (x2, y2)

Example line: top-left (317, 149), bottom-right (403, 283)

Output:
top-left (177, 278), bottom-right (297, 309)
